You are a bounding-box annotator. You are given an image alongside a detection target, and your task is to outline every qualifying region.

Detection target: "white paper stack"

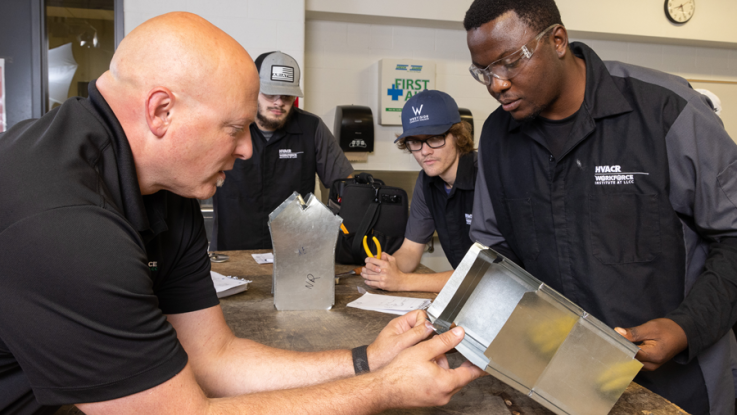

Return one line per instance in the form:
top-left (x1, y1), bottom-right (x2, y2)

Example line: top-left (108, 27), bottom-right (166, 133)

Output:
top-left (347, 292), bottom-right (432, 315)
top-left (211, 271), bottom-right (251, 298)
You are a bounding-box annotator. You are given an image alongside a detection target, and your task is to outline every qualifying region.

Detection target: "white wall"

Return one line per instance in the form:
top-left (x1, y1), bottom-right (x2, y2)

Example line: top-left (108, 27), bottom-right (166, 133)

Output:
top-left (306, 0), bottom-right (737, 47)
top-left (120, 1), bottom-right (736, 272)
top-left (302, 16), bottom-right (736, 272)
top-left (123, 0), bottom-right (306, 106)
top-left (305, 19), bottom-right (494, 171)
top-left (305, 19), bottom-right (737, 173)
top-left (121, 1), bottom-right (737, 165)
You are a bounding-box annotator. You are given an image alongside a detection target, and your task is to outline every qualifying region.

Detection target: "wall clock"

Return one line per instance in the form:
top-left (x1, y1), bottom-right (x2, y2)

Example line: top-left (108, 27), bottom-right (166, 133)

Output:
top-left (664, 0), bottom-right (695, 24)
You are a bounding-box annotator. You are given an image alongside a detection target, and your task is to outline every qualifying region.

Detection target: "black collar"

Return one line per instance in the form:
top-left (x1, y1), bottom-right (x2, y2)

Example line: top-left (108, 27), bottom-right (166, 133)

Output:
top-left (253, 107), bottom-right (305, 146)
top-left (283, 107), bottom-right (305, 135)
top-left (428, 151), bottom-right (477, 193)
top-left (507, 41), bottom-right (632, 133)
top-left (88, 80), bottom-right (168, 238)
top-left (452, 151), bottom-right (477, 190)
top-left (573, 41), bottom-right (633, 120)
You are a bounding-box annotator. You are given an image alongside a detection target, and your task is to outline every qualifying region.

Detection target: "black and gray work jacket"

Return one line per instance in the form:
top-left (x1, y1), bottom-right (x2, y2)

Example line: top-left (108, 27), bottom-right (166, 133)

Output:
top-left (470, 42), bottom-right (737, 414)
top-left (213, 108), bottom-right (353, 250)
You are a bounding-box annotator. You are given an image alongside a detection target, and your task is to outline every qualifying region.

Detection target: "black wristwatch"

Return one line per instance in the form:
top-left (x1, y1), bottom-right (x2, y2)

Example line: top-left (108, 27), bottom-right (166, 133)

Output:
top-left (352, 345), bottom-right (370, 375)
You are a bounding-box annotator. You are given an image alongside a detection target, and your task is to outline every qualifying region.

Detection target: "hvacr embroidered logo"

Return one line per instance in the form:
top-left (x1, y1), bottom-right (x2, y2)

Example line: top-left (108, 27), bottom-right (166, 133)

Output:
top-left (594, 165), bottom-right (649, 185)
top-left (271, 65), bottom-right (295, 83)
top-left (279, 149), bottom-right (304, 159)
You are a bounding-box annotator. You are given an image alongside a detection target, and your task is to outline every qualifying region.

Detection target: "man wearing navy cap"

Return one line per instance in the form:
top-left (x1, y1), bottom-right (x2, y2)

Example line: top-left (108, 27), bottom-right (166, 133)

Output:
top-left (361, 90), bottom-right (476, 292)
top-left (212, 51), bottom-right (353, 250)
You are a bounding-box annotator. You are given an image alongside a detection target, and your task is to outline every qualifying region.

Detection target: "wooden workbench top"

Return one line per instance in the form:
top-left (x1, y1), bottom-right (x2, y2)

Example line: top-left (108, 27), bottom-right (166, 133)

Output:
top-left (54, 250), bottom-right (688, 415)
top-left (211, 250), bottom-right (688, 415)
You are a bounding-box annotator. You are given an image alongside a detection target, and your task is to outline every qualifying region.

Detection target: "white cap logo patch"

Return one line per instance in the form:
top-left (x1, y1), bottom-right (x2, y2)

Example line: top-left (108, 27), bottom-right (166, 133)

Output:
top-left (271, 65), bottom-right (295, 83)
top-left (409, 104), bottom-right (429, 124)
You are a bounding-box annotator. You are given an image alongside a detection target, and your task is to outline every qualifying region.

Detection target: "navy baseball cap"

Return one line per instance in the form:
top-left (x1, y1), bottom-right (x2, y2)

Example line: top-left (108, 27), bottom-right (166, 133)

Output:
top-left (395, 90), bottom-right (461, 142)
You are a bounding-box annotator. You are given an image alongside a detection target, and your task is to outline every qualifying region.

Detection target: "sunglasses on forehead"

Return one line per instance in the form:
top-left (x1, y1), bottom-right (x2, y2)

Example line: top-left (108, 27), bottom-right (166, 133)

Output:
top-left (469, 24), bottom-right (560, 84)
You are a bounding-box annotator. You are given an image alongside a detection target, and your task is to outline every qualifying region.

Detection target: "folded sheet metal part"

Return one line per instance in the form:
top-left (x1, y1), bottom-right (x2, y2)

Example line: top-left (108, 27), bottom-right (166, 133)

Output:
top-left (427, 243), bottom-right (643, 415)
top-left (268, 192), bottom-right (343, 310)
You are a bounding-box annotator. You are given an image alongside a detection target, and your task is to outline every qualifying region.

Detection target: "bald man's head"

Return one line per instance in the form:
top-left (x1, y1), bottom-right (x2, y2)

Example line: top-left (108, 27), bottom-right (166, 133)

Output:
top-left (108, 13), bottom-right (252, 98)
top-left (97, 12), bottom-right (259, 199)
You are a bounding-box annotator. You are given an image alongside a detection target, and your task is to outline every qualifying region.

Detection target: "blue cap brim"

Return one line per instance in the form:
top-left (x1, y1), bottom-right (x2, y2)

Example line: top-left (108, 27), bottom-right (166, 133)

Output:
top-left (395, 122), bottom-right (454, 143)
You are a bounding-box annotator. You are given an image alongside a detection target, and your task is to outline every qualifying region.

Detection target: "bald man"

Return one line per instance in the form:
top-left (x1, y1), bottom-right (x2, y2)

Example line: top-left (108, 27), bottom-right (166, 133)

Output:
top-left (0, 12), bottom-right (483, 415)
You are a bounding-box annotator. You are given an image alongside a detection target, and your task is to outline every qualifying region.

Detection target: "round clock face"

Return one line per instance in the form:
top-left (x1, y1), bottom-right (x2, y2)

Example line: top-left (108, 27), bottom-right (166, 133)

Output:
top-left (665, 0), bottom-right (695, 24)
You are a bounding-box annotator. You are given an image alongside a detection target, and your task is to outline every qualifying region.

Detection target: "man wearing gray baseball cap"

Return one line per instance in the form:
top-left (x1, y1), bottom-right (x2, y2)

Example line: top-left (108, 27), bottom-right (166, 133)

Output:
top-left (213, 51), bottom-right (353, 250)
top-left (361, 90), bottom-right (477, 293)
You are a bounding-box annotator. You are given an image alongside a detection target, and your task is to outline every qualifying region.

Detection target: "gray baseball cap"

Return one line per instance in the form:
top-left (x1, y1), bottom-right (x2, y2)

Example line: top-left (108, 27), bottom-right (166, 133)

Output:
top-left (254, 51), bottom-right (303, 97)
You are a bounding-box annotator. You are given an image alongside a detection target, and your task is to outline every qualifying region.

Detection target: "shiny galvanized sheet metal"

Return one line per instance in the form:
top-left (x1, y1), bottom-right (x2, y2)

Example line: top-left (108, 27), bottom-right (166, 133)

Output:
top-left (428, 242), bottom-right (642, 415)
top-left (268, 192), bottom-right (342, 311)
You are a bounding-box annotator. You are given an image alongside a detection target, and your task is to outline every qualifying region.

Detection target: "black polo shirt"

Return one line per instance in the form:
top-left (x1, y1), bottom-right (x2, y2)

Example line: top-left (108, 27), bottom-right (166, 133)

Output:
top-left (0, 81), bottom-right (219, 414)
top-left (406, 151), bottom-right (477, 269)
top-left (212, 108), bottom-right (353, 250)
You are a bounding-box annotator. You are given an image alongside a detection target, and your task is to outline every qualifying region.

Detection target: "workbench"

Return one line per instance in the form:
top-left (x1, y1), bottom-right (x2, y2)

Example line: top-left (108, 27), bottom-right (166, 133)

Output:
top-left (212, 250), bottom-right (687, 415)
top-left (54, 250), bottom-right (687, 415)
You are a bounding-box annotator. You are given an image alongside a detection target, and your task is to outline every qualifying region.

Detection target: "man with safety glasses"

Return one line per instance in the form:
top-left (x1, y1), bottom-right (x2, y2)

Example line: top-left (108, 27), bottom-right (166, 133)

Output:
top-left (362, 90), bottom-right (476, 293)
top-left (212, 51), bottom-right (353, 250)
top-left (464, 1), bottom-right (737, 414)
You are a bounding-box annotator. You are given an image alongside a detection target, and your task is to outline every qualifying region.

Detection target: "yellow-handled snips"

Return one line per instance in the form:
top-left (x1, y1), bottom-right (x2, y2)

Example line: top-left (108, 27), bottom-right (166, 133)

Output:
top-left (362, 235), bottom-right (382, 259)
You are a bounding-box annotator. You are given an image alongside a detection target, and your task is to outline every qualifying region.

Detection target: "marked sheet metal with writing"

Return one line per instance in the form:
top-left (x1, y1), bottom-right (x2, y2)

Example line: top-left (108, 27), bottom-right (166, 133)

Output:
top-left (268, 192), bottom-right (342, 310)
top-left (251, 253), bottom-right (273, 264)
top-left (211, 271), bottom-right (251, 298)
top-left (348, 289), bottom-right (432, 315)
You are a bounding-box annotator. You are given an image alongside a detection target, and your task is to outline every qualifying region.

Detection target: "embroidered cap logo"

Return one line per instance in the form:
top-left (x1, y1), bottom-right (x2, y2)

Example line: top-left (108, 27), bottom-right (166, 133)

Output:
top-left (271, 65), bottom-right (295, 83)
top-left (412, 105), bottom-right (423, 116)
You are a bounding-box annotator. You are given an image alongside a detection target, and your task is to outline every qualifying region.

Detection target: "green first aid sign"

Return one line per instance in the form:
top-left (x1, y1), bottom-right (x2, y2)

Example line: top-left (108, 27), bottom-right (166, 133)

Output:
top-left (394, 79), bottom-right (431, 93)
top-left (379, 58), bottom-right (436, 126)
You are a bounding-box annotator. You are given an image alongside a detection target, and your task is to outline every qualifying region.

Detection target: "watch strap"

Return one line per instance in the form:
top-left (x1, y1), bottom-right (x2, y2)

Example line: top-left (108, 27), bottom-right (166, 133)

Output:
top-left (351, 345), bottom-right (370, 375)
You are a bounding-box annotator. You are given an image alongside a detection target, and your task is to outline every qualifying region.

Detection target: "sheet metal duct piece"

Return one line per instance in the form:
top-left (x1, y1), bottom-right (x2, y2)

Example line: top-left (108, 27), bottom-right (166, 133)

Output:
top-left (427, 243), bottom-right (642, 415)
top-left (268, 192), bottom-right (342, 311)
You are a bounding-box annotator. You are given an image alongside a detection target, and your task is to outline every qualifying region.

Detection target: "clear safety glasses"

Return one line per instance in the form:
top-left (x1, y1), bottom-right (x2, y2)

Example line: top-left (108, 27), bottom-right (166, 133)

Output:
top-left (469, 24), bottom-right (560, 85)
top-left (261, 94), bottom-right (296, 103)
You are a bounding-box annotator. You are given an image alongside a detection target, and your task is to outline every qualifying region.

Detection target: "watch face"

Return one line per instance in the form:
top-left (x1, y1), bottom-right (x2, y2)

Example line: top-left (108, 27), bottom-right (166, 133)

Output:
top-left (665, 0), bottom-right (695, 24)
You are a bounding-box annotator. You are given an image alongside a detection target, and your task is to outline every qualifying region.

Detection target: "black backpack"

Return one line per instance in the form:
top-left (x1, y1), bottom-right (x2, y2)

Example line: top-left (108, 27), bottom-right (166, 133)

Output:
top-left (328, 173), bottom-right (408, 265)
